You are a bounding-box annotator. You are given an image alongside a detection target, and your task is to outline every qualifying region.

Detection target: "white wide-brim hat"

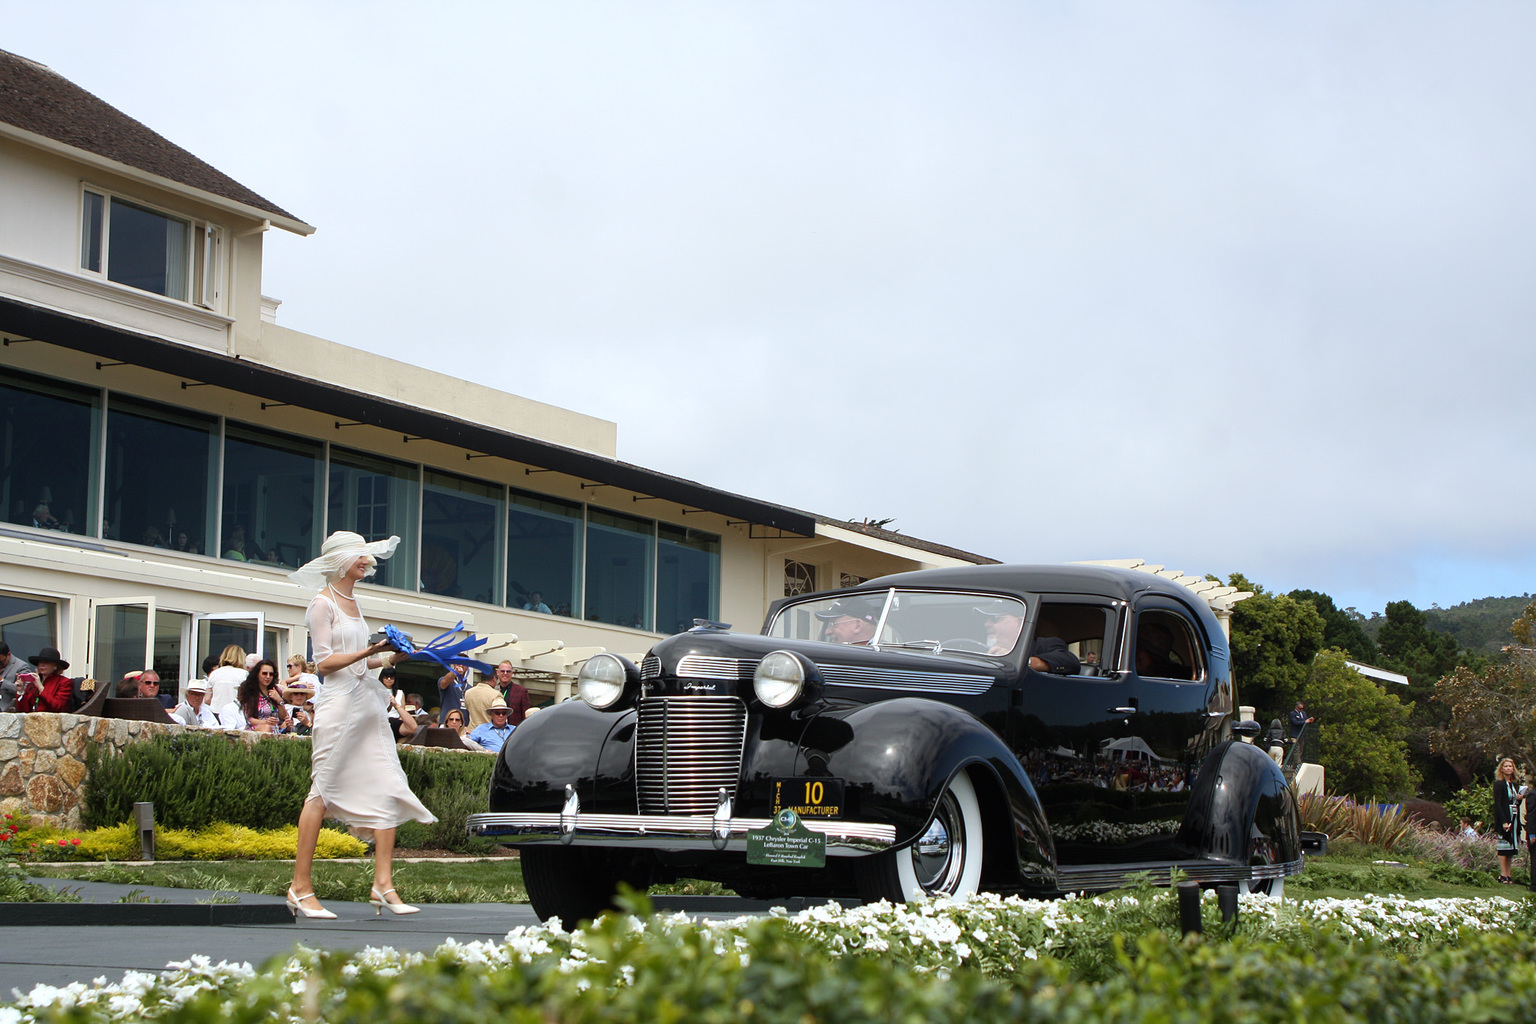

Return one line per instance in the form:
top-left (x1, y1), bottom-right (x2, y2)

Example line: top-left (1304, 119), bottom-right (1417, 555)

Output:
top-left (288, 531), bottom-right (400, 592)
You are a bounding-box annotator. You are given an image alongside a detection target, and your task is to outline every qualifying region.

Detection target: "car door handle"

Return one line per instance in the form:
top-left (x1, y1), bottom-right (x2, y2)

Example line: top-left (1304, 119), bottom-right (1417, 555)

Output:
top-left (1108, 706), bottom-right (1137, 715)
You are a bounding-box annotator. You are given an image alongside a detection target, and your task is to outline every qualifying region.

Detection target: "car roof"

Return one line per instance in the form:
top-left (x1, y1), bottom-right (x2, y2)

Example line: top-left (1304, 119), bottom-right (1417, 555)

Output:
top-left (859, 563), bottom-right (1201, 605)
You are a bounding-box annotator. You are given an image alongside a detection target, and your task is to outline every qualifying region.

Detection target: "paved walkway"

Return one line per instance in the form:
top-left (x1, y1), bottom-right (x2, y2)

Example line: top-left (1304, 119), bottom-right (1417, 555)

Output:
top-left (2, 878), bottom-right (841, 998)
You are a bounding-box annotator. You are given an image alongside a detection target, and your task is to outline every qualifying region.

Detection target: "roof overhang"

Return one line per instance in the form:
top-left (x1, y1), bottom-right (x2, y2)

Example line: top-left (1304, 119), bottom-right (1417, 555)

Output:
top-left (0, 122), bottom-right (315, 236)
top-left (0, 296), bottom-right (814, 535)
top-left (1076, 559), bottom-right (1255, 614)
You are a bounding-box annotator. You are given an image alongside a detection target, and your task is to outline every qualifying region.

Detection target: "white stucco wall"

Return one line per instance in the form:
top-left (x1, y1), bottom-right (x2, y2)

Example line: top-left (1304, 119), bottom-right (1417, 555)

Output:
top-left (0, 142), bottom-right (82, 270)
top-left (247, 324), bottom-right (619, 458)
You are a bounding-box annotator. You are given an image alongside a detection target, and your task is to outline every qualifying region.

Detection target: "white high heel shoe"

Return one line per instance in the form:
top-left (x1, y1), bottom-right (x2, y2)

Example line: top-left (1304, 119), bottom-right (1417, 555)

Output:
top-left (286, 888), bottom-right (337, 920)
top-left (369, 887), bottom-right (420, 916)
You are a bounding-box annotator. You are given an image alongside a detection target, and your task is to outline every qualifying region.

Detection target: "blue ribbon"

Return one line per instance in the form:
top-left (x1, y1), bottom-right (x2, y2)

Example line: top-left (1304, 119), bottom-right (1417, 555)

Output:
top-left (383, 622), bottom-right (499, 679)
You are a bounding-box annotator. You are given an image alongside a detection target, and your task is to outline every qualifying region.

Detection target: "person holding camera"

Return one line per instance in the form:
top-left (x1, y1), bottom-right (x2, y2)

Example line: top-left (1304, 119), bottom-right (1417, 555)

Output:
top-left (17, 647), bottom-right (72, 713)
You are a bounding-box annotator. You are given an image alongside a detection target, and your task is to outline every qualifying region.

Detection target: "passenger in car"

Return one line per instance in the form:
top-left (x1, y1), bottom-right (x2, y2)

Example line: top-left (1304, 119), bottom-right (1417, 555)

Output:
top-left (977, 603), bottom-right (1081, 673)
top-left (1135, 621), bottom-right (1189, 679)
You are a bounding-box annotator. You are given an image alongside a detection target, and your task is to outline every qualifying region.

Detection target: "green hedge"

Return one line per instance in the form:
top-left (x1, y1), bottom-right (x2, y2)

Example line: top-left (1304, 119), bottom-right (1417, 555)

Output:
top-left (83, 732), bottom-right (312, 831)
top-left (83, 733), bottom-right (495, 852)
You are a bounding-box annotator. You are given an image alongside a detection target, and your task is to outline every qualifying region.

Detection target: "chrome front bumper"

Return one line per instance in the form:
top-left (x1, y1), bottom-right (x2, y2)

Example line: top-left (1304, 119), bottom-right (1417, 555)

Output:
top-left (466, 785), bottom-right (896, 856)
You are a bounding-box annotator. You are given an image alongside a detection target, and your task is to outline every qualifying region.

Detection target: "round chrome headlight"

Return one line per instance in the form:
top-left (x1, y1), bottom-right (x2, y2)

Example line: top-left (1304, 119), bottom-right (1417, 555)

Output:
top-left (754, 650), bottom-right (807, 709)
top-left (577, 654), bottom-right (629, 709)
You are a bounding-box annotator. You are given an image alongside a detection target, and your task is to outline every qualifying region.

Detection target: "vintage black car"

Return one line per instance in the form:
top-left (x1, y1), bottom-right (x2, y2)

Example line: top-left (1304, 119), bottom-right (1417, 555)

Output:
top-left (468, 564), bottom-right (1304, 925)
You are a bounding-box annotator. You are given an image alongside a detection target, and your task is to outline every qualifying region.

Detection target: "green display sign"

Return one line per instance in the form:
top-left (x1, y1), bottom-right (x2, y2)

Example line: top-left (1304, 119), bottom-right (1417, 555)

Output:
top-left (746, 809), bottom-right (827, 868)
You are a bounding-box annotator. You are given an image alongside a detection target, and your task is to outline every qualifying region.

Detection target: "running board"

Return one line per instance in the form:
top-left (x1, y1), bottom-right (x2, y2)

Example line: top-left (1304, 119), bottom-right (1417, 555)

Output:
top-left (1054, 857), bottom-right (1302, 893)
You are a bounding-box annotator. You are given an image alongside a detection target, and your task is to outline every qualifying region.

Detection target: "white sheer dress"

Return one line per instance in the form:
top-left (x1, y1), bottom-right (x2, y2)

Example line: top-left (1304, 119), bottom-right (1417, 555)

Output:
top-left (305, 592), bottom-right (436, 831)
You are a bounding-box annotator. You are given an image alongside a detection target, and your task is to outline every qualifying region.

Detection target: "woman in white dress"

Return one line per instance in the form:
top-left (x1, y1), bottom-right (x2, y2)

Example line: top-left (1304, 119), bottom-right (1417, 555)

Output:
top-left (285, 531), bottom-right (436, 919)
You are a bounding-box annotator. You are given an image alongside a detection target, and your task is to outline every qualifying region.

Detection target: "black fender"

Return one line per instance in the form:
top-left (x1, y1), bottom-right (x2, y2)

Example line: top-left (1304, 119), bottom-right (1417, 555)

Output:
top-left (1177, 739), bottom-right (1301, 865)
top-left (811, 698), bottom-right (1056, 889)
top-left (489, 700), bottom-right (637, 812)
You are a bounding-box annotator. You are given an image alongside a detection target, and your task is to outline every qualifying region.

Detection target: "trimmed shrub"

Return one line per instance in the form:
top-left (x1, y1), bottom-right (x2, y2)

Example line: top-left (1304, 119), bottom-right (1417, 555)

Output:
top-left (394, 748), bottom-right (496, 853)
top-left (7, 816), bottom-right (367, 861)
top-left (83, 732), bottom-right (494, 851)
top-left (1402, 797), bottom-right (1451, 830)
top-left (83, 732), bottom-right (312, 831)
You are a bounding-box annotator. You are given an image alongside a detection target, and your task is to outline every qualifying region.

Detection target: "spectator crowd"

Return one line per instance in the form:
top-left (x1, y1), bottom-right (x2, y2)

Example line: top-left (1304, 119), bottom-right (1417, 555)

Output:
top-left (0, 640), bottom-right (539, 752)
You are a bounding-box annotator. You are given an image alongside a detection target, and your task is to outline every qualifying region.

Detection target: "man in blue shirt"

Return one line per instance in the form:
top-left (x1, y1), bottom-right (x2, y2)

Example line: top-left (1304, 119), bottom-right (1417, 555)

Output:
top-left (467, 698), bottom-right (515, 753)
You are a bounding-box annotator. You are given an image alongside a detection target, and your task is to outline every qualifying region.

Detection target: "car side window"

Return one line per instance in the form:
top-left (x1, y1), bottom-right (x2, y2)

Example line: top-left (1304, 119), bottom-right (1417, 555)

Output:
top-left (1034, 602), bottom-right (1115, 676)
top-left (1133, 609), bottom-right (1203, 681)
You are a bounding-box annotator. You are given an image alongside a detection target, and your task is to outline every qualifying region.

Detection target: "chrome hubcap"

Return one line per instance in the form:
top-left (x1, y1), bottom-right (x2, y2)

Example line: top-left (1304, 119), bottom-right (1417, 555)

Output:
top-left (910, 791), bottom-right (965, 893)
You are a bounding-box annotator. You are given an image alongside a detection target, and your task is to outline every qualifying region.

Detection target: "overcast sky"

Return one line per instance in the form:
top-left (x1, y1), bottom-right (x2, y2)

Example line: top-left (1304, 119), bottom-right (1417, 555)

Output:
top-left (8, 2), bottom-right (1535, 617)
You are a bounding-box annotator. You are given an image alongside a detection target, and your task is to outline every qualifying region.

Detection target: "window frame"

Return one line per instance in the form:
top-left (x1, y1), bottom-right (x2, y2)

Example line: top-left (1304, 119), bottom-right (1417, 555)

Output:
top-left (1130, 602), bottom-right (1209, 683)
top-left (78, 184), bottom-right (223, 309)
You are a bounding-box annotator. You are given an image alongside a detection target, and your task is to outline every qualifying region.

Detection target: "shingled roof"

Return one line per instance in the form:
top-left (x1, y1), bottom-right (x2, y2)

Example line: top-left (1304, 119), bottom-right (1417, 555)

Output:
top-left (0, 49), bottom-right (308, 229)
top-left (817, 516), bottom-right (998, 565)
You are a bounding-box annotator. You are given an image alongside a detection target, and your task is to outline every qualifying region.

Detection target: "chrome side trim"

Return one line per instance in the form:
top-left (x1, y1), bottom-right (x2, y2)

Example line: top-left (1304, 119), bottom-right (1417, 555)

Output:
top-left (817, 664), bottom-right (994, 696)
top-left (466, 810), bottom-right (896, 856)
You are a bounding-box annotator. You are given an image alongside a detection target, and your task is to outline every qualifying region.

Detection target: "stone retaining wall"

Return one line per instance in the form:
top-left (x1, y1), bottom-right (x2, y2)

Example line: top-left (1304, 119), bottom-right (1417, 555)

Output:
top-left (0, 713), bottom-right (292, 829)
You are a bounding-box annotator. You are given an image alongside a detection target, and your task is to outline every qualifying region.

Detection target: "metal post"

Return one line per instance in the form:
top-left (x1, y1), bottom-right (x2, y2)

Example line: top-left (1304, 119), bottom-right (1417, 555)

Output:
top-left (133, 802), bottom-right (155, 861)
top-left (1217, 884), bottom-right (1239, 925)
top-left (1176, 880), bottom-right (1201, 935)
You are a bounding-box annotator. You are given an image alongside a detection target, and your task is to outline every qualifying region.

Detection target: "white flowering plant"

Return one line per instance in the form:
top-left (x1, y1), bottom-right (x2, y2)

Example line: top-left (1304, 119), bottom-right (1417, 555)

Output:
top-left (6, 889), bottom-right (1536, 1024)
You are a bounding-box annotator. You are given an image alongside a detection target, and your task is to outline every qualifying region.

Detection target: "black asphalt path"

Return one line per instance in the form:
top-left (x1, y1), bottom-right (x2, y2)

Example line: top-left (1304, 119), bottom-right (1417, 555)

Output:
top-left (2, 878), bottom-right (846, 998)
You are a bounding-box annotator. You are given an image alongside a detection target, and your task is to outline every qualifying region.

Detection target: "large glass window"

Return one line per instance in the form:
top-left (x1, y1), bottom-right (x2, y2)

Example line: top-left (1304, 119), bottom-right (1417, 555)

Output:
top-left (585, 508), bottom-right (654, 630)
top-left (507, 489), bottom-right (582, 618)
top-left (327, 448), bottom-right (419, 590)
top-left (103, 396), bottom-right (216, 551)
top-left (0, 593), bottom-right (58, 662)
top-left (656, 525), bottom-right (720, 633)
top-left (0, 370), bottom-right (99, 536)
top-left (93, 603), bottom-right (150, 685)
top-left (153, 610), bottom-right (189, 700)
top-left (222, 425), bottom-right (324, 567)
top-left (81, 191), bottom-right (191, 301)
top-left (421, 470), bottom-right (503, 604)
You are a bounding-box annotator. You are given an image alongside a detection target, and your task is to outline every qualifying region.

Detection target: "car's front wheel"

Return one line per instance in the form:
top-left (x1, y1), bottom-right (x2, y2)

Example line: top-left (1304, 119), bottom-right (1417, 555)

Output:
top-left (521, 847), bottom-right (627, 927)
top-left (856, 770), bottom-right (984, 902)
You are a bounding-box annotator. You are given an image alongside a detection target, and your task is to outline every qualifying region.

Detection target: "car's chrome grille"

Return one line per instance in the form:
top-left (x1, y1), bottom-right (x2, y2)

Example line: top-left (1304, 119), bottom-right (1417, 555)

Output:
top-left (635, 696), bottom-right (748, 814)
top-left (641, 655), bottom-right (661, 680)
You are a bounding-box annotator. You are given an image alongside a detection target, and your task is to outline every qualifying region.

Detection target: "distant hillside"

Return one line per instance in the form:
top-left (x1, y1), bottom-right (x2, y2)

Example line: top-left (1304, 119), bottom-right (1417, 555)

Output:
top-left (1425, 595), bottom-right (1535, 656)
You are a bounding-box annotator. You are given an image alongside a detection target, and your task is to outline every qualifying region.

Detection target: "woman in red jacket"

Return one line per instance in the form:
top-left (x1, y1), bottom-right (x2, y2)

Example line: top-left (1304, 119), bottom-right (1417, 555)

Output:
top-left (17, 646), bottom-right (73, 713)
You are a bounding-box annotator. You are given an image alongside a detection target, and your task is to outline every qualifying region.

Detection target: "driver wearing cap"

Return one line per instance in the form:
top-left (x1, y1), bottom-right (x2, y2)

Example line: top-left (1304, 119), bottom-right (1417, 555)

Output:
top-left (814, 598), bottom-right (882, 646)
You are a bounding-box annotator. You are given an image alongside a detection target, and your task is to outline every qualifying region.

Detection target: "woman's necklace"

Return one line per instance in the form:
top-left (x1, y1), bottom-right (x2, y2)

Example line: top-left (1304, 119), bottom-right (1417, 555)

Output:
top-left (326, 584), bottom-right (358, 608)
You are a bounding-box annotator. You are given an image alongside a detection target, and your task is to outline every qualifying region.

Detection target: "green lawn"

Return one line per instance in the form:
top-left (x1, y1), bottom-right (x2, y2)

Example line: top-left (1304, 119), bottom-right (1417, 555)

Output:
top-left (29, 858), bottom-right (531, 905)
top-left (27, 847), bottom-right (1520, 904)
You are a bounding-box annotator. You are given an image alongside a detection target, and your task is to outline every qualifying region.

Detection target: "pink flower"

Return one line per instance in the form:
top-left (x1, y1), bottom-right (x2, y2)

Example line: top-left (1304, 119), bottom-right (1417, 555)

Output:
top-left (71, 839), bottom-right (81, 846)
top-left (57, 839), bottom-right (67, 847)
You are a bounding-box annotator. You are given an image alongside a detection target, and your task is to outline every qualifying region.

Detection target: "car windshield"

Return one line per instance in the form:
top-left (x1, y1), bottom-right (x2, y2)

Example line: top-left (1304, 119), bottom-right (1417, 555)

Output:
top-left (768, 590), bottom-right (1029, 656)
